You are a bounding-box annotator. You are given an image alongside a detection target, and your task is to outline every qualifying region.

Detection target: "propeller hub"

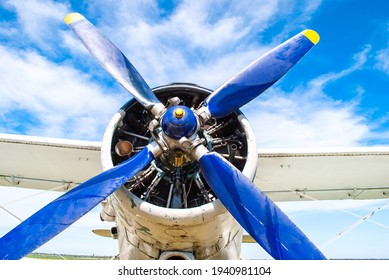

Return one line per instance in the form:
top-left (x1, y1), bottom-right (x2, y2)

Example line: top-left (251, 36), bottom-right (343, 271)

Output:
top-left (161, 106), bottom-right (197, 140)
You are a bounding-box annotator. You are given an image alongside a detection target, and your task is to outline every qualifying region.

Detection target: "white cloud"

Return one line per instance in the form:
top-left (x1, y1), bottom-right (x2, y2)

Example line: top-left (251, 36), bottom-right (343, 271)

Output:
top-left (0, 22), bottom-right (18, 38)
top-left (374, 22), bottom-right (389, 75)
top-left (244, 93), bottom-right (369, 148)
top-left (0, 0), bottom-right (371, 148)
top-left (375, 47), bottom-right (389, 75)
top-left (243, 46), bottom-right (373, 149)
top-left (309, 45), bottom-right (371, 89)
top-left (2, 0), bottom-right (70, 51)
top-left (77, 0), bottom-right (322, 89)
top-left (0, 45), bottom-right (126, 140)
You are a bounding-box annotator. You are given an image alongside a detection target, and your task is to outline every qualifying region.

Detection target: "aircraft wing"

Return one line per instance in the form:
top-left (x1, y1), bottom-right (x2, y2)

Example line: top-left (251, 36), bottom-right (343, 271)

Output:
top-left (0, 133), bottom-right (102, 192)
top-left (2, 133), bottom-right (389, 202)
top-left (256, 147), bottom-right (389, 201)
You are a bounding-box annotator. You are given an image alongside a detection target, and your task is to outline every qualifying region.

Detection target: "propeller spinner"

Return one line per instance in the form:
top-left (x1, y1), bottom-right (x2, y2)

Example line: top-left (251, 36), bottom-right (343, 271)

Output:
top-left (161, 106), bottom-right (198, 140)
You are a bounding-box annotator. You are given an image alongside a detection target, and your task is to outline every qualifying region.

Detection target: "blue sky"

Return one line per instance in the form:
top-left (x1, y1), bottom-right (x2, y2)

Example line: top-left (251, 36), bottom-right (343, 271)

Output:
top-left (1, 0), bottom-right (389, 259)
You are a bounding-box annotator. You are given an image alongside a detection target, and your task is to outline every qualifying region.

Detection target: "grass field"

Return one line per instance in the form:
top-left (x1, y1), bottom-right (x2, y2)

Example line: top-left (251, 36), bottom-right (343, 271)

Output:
top-left (26, 253), bottom-right (113, 260)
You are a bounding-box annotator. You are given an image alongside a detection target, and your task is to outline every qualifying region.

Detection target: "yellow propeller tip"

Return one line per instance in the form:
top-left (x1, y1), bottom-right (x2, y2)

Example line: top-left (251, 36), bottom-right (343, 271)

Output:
top-left (64, 13), bottom-right (84, 25)
top-left (303, 29), bottom-right (320, 45)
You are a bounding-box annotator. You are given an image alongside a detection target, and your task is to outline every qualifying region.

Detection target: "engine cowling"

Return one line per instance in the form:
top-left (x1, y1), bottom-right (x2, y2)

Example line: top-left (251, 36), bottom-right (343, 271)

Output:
top-left (100, 83), bottom-right (258, 259)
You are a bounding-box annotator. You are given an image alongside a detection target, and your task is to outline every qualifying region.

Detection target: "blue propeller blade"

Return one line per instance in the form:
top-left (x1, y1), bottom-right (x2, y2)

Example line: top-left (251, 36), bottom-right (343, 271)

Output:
top-left (204, 30), bottom-right (320, 118)
top-left (0, 146), bottom-right (155, 260)
top-left (199, 152), bottom-right (326, 260)
top-left (64, 13), bottom-right (163, 114)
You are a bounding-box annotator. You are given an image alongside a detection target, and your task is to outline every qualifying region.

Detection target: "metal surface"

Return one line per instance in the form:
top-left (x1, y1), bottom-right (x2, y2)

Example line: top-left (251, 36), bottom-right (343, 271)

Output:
top-left (256, 147), bottom-right (389, 201)
top-left (0, 134), bottom-right (101, 191)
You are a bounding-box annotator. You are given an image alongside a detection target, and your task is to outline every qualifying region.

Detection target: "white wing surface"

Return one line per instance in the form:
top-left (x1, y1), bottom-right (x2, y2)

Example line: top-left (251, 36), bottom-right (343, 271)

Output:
top-left (256, 147), bottom-right (389, 201)
top-left (0, 133), bottom-right (102, 192)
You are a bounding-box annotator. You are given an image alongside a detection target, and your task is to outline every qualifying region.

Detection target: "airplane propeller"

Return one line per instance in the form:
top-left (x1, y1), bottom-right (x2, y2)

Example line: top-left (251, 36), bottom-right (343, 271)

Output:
top-left (64, 13), bottom-right (165, 116)
top-left (0, 13), bottom-right (325, 260)
top-left (0, 144), bottom-right (160, 260)
top-left (202, 30), bottom-right (319, 119)
top-left (195, 148), bottom-right (326, 259)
